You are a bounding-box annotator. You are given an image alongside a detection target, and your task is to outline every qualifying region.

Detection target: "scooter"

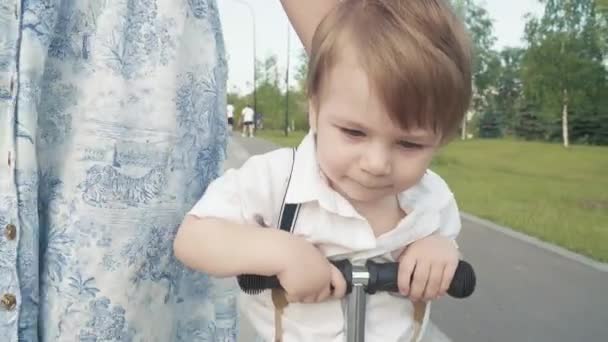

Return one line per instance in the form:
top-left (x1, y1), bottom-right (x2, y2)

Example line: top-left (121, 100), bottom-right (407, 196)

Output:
top-left (238, 259), bottom-right (476, 342)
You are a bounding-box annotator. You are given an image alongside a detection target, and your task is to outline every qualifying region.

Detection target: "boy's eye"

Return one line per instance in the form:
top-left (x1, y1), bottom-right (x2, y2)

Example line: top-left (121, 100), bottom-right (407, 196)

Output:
top-left (340, 127), bottom-right (365, 137)
top-left (398, 140), bottom-right (423, 149)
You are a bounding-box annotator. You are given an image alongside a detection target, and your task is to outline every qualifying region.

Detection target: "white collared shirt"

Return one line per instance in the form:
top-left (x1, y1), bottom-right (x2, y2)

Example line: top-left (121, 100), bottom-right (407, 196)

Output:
top-left (190, 132), bottom-right (461, 342)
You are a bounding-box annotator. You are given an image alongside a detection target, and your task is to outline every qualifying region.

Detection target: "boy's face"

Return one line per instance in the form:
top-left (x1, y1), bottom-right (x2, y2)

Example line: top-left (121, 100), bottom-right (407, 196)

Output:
top-left (309, 57), bottom-right (441, 206)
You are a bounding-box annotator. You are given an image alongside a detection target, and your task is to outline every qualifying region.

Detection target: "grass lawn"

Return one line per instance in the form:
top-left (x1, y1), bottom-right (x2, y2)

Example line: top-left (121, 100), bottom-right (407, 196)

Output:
top-left (257, 129), bottom-right (307, 147)
top-left (257, 130), bottom-right (608, 262)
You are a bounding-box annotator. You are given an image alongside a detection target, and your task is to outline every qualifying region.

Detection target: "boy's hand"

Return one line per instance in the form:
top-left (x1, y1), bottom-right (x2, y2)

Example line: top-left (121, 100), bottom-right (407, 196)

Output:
top-left (397, 234), bottom-right (459, 302)
top-left (327, 263), bottom-right (348, 299)
top-left (277, 237), bottom-right (346, 303)
top-left (289, 263), bottom-right (348, 303)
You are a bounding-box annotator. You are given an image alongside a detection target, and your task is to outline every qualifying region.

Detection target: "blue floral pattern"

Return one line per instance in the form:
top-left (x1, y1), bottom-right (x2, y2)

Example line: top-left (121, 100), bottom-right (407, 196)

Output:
top-left (0, 1), bottom-right (236, 341)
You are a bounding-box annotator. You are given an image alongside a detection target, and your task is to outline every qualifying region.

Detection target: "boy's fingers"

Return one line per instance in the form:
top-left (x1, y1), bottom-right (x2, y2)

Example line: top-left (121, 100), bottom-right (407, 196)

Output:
top-left (315, 286), bottom-right (331, 302)
top-left (302, 296), bottom-right (315, 304)
top-left (285, 293), bottom-right (300, 303)
top-left (440, 260), bottom-right (458, 296)
top-left (423, 263), bottom-right (446, 301)
top-left (398, 257), bottom-right (417, 296)
top-left (330, 265), bottom-right (347, 299)
top-left (409, 260), bottom-right (430, 302)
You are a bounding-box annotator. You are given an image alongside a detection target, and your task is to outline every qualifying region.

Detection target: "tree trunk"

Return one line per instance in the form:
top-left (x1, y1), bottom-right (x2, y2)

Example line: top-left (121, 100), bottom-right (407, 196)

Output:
top-left (559, 35), bottom-right (569, 148)
top-left (562, 88), bottom-right (569, 148)
top-left (461, 117), bottom-right (467, 140)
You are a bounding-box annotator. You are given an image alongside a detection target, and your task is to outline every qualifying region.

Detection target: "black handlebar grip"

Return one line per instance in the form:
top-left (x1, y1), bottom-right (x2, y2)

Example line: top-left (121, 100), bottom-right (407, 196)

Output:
top-left (238, 259), bottom-right (354, 295)
top-left (365, 260), bottom-right (476, 298)
top-left (365, 260), bottom-right (399, 294)
top-left (447, 260), bottom-right (476, 298)
top-left (237, 273), bottom-right (281, 295)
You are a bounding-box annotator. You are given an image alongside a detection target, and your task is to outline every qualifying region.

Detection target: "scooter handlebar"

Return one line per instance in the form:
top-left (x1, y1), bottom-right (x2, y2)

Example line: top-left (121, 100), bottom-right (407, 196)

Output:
top-left (238, 259), bottom-right (475, 299)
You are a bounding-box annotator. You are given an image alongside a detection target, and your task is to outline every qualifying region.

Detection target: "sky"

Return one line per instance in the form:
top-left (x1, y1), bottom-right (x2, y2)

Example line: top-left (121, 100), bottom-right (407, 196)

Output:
top-left (218, 0), bottom-right (546, 94)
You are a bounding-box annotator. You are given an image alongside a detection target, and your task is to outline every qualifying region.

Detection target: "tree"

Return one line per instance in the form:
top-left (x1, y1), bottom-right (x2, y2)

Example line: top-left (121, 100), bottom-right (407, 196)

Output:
top-left (514, 104), bottom-right (549, 140)
top-left (494, 47), bottom-right (525, 135)
top-left (522, 0), bottom-right (608, 147)
top-left (255, 55), bottom-right (284, 129)
top-left (291, 49), bottom-right (310, 131)
top-left (294, 48), bottom-right (309, 93)
top-left (451, 0), bottom-right (500, 139)
top-left (478, 111), bottom-right (503, 138)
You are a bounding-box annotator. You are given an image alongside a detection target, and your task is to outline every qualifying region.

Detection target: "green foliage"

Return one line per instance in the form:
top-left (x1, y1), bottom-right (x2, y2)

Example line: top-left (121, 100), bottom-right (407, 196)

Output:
top-left (478, 111), bottom-right (503, 138)
top-left (568, 109), bottom-right (608, 144)
top-left (230, 1), bottom-right (608, 145)
top-left (452, 0), bottom-right (501, 115)
top-left (494, 48), bottom-right (525, 134)
top-left (521, 0), bottom-right (608, 145)
top-left (514, 105), bottom-right (550, 140)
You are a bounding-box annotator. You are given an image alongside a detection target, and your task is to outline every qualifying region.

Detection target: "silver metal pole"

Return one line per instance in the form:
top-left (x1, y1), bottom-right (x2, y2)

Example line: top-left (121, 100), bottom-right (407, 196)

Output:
top-left (347, 265), bottom-right (370, 342)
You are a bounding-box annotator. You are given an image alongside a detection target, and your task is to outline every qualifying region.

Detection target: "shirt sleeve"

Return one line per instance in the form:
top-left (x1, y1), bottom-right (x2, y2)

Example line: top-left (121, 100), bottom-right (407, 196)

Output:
top-left (188, 149), bottom-right (292, 227)
top-left (437, 193), bottom-right (462, 240)
top-left (423, 170), bottom-right (462, 240)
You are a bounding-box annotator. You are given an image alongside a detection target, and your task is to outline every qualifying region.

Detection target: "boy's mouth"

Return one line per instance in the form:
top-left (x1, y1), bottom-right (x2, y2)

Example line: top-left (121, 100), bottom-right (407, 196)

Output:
top-left (351, 179), bottom-right (392, 190)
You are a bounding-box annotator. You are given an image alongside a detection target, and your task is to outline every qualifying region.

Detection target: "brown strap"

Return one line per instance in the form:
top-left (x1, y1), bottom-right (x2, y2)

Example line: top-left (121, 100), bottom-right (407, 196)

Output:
top-left (270, 148), bottom-right (296, 342)
top-left (272, 289), bottom-right (289, 342)
top-left (411, 301), bottom-right (427, 341)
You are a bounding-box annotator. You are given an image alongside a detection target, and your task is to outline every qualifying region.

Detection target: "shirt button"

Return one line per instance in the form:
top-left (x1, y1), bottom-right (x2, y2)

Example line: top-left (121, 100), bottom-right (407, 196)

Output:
top-left (1, 293), bottom-right (17, 311)
top-left (4, 224), bottom-right (17, 240)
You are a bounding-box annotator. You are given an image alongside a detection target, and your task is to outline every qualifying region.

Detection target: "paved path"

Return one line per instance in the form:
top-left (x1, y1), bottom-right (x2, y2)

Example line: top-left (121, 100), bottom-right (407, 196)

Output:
top-left (227, 133), bottom-right (608, 342)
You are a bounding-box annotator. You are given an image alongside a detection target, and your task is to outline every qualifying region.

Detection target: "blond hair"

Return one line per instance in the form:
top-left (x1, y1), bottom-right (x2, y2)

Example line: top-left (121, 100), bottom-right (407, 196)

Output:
top-left (308, 0), bottom-right (472, 142)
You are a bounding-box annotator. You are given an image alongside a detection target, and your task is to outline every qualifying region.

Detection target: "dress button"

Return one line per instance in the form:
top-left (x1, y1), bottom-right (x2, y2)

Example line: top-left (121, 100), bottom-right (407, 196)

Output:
top-left (1, 293), bottom-right (17, 311)
top-left (4, 224), bottom-right (17, 240)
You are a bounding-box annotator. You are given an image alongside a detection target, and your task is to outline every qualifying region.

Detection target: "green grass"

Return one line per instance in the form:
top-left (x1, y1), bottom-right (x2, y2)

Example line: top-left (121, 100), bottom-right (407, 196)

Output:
top-left (258, 130), bottom-right (608, 262)
top-left (432, 139), bottom-right (608, 262)
top-left (257, 129), bottom-right (307, 148)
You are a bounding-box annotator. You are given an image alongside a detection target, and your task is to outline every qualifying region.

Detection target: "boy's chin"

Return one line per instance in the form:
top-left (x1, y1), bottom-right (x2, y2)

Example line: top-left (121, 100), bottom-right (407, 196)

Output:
top-left (339, 184), bottom-right (392, 204)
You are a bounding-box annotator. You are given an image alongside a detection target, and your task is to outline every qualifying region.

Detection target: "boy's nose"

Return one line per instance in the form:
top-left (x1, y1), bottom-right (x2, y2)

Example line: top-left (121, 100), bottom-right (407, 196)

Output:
top-left (360, 146), bottom-right (391, 176)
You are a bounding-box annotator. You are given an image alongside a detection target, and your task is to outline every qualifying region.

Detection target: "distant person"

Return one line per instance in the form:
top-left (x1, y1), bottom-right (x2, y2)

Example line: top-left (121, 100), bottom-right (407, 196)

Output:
top-left (255, 111), bottom-right (264, 130)
top-left (241, 104), bottom-right (255, 137)
top-left (227, 103), bottom-right (235, 131)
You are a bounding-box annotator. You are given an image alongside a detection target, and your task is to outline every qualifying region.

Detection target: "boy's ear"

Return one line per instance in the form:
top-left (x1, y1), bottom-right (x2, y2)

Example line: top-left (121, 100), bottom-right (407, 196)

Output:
top-left (308, 98), bottom-right (318, 133)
